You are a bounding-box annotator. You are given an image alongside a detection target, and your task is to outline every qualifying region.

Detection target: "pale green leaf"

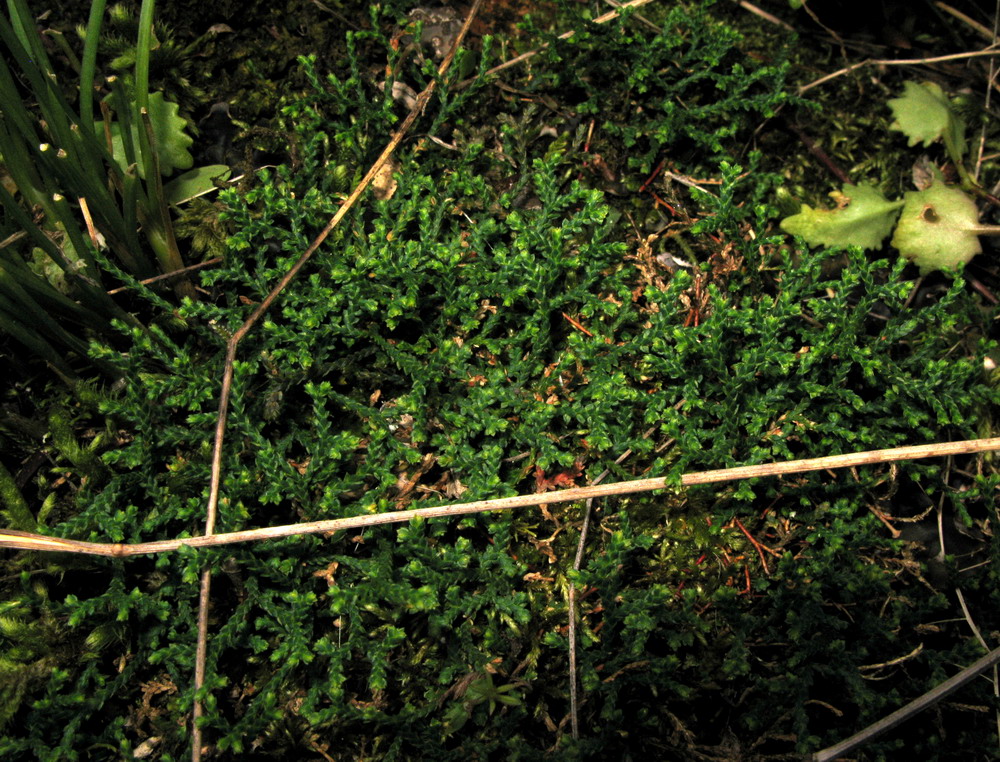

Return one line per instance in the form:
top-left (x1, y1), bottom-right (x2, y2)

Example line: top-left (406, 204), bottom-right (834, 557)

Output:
top-left (890, 181), bottom-right (981, 274)
top-left (163, 165), bottom-right (231, 205)
top-left (96, 92), bottom-right (194, 177)
top-left (780, 183), bottom-right (903, 250)
top-left (888, 81), bottom-right (964, 160)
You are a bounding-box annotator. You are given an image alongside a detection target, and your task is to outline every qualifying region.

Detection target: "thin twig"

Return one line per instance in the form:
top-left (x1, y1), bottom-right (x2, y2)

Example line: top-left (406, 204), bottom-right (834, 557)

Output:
top-left (4, 437), bottom-right (999, 558)
top-left (592, 0), bottom-right (656, 25)
top-left (458, 0), bottom-right (656, 86)
top-left (948, 457), bottom-right (1000, 754)
top-left (858, 643), bottom-right (924, 672)
top-left (567, 427), bottom-right (654, 740)
top-left (799, 47), bottom-right (1000, 94)
top-left (662, 169), bottom-right (719, 196)
top-left (783, 120), bottom-right (852, 185)
top-left (813, 642), bottom-right (1000, 761)
top-left (735, 0), bottom-right (795, 32)
top-left (732, 516), bottom-right (775, 575)
top-left (567, 522), bottom-right (587, 740)
top-left (936, 1), bottom-right (997, 42)
top-left (987, 16), bottom-right (1000, 752)
top-left (815, 445), bottom-right (998, 761)
top-left (106, 258), bottom-right (222, 295)
top-left (189, 3), bottom-right (485, 759)
top-left (602, 0), bottom-right (660, 33)
top-left (956, 588), bottom-right (990, 652)
top-left (973, 3), bottom-right (1000, 181)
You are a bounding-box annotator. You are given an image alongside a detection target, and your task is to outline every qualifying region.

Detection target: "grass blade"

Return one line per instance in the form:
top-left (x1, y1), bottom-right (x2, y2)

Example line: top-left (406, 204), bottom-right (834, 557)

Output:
top-left (78, 0), bottom-right (108, 131)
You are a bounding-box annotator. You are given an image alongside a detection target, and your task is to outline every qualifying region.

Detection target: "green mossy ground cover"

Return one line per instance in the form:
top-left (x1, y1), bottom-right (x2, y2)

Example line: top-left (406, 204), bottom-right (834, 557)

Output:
top-left (2, 1), bottom-right (1000, 759)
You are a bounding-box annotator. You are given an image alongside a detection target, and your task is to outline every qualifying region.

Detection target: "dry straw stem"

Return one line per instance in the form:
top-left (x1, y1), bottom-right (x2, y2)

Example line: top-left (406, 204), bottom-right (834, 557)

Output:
top-left (935, 1), bottom-right (997, 42)
top-left (799, 47), bottom-right (1000, 94)
top-left (3, 437), bottom-right (999, 559)
top-left (736, 0), bottom-right (795, 32)
top-left (188, 3), bottom-right (485, 757)
top-left (602, 0), bottom-right (661, 33)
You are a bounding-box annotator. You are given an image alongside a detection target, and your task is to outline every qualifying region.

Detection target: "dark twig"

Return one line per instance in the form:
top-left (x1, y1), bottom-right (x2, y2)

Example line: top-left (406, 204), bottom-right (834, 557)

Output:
top-left (783, 120), bottom-right (852, 185)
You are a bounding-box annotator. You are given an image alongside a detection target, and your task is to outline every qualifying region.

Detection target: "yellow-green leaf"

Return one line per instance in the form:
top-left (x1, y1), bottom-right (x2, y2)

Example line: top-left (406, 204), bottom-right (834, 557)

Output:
top-left (888, 81), bottom-right (964, 161)
top-left (890, 181), bottom-right (981, 274)
top-left (780, 183), bottom-right (903, 250)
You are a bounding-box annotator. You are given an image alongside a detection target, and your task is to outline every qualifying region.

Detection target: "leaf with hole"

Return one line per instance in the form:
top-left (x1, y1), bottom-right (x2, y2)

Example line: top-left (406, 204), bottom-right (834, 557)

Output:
top-left (889, 181), bottom-right (997, 274)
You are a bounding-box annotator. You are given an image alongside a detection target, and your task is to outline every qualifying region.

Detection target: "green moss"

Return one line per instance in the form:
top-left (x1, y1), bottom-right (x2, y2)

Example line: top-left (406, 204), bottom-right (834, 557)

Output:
top-left (2, 1), bottom-right (999, 759)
